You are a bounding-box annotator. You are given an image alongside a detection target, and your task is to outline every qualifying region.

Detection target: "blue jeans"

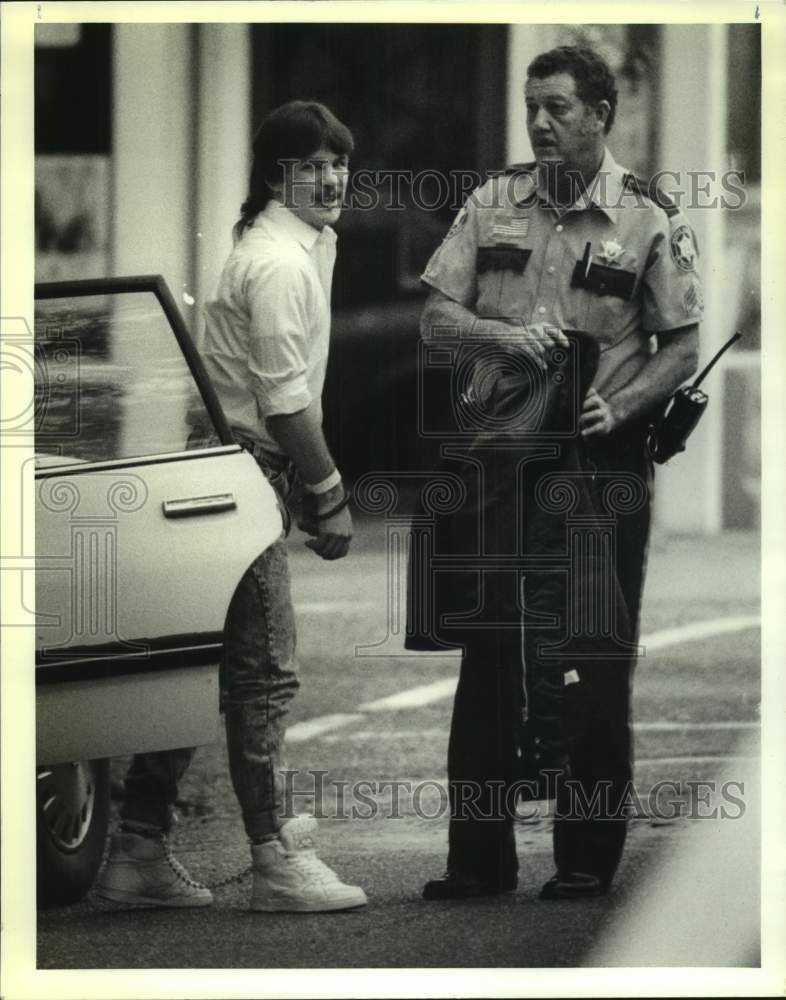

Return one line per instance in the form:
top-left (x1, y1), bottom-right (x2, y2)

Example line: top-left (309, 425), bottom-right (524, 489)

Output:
top-left (121, 447), bottom-right (299, 841)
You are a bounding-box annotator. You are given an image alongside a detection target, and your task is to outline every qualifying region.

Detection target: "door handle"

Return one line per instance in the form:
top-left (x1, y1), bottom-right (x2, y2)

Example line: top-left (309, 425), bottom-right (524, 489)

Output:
top-left (162, 494), bottom-right (236, 518)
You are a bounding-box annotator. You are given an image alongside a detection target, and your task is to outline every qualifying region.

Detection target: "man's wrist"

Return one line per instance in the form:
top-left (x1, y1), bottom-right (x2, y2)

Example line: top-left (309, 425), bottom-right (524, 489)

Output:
top-left (606, 392), bottom-right (629, 428)
top-left (300, 480), bottom-right (348, 524)
top-left (304, 468), bottom-right (342, 494)
top-left (315, 481), bottom-right (347, 514)
top-left (314, 488), bottom-right (352, 523)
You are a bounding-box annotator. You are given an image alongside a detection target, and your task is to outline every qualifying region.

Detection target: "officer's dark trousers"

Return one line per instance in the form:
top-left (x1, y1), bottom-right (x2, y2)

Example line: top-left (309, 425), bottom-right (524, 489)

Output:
top-left (445, 425), bottom-right (652, 890)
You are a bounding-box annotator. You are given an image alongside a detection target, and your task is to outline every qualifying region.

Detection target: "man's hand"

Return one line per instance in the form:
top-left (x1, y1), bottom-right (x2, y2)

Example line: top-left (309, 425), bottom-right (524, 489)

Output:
top-left (422, 290), bottom-right (568, 367)
top-left (477, 319), bottom-right (568, 369)
top-left (298, 482), bottom-right (353, 560)
top-left (580, 388), bottom-right (618, 437)
top-left (577, 327), bottom-right (699, 435)
top-left (304, 506), bottom-right (352, 560)
top-left (524, 321), bottom-right (570, 354)
top-left (523, 322), bottom-right (570, 370)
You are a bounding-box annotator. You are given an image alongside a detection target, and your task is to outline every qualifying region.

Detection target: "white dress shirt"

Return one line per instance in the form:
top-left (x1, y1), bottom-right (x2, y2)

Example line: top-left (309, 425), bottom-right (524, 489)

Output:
top-left (199, 199), bottom-right (337, 453)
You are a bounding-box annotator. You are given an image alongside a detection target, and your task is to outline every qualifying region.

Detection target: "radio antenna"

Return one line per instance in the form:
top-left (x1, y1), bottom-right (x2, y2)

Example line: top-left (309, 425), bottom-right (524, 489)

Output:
top-left (693, 332), bottom-right (742, 389)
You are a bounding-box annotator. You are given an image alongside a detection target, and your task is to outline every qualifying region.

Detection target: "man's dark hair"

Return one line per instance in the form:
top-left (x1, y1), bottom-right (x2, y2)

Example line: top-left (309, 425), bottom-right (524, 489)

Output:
top-left (235, 101), bottom-right (354, 239)
top-left (527, 46), bottom-right (618, 133)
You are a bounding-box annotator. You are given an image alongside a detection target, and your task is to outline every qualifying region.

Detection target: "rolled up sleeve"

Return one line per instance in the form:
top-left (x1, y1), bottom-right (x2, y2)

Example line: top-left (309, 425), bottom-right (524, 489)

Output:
top-left (243, 254), bottom-right (315, 416)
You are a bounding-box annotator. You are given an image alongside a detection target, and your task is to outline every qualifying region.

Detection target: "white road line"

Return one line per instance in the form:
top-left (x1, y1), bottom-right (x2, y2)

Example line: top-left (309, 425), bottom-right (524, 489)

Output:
top-left (292, 616), bottom-right (761, 741)
top-left (637, 755), bottom-right (758, 767)
top-left (641, 615), bottom-right (760, 652)
top-left (298, 600), bottom-right (378, 613)
top-left (321, 722), bottom-right (760, 744)
top-left (360, 678), bottom-right (457, 712)
top-left (286, 713), bottom-right (365, 743)
top-left (635, 720), bottom-right (759, 731)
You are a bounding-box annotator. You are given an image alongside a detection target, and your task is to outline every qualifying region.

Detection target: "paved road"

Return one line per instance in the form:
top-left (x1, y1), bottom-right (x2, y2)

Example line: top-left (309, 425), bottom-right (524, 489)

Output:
top-left (36, 525), bottom-right (761, 973)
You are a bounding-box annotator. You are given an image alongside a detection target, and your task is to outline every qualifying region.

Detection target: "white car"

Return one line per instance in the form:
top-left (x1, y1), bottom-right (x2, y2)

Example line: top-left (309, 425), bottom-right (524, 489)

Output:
top-left (35, 275), bottom-right (282, 905)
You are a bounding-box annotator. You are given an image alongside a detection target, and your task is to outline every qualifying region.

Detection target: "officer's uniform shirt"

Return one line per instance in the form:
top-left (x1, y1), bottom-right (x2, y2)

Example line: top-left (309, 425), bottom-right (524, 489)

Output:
top-left (200, 199), bottom-right (337, 454)
top-left (421, 148), bottom-right (704, 398)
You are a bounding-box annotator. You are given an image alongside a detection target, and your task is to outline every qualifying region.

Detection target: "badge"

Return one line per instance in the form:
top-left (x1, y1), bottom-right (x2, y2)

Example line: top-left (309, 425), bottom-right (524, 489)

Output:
top-left (670, 224), bottom-right (697, 271)
top-left (598, 239), bottom-right (623, 264)
top-left (444, 205), bottom-right (469, 240)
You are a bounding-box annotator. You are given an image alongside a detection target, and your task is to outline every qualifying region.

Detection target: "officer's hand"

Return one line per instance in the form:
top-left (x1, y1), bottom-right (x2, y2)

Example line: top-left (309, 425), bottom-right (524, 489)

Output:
top-left (526, 322), bottom-right (570, 351)
top-left (304, 506), bottom-right (352, 560)
top-left (517, 322), bottom-right (569, 369)
top-left (479, 320), bottom-right (568, 370)
top-left (580, 388), bottom-right (618, 437)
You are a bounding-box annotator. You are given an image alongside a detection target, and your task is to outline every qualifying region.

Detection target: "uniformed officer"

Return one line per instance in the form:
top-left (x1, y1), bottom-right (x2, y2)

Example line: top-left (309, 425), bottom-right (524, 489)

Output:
top-left (417, 45), bottom-right (702, 900)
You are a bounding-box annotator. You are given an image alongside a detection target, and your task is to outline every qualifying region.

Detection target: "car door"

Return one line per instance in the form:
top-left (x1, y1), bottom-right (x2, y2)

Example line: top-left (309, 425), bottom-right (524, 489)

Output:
top-left (35, 275), bottom-right (283, 764)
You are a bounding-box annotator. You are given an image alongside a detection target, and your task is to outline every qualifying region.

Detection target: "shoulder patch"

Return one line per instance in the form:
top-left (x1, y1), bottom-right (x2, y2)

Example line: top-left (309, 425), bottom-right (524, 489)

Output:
top-left (443, 204), bottom-right (469, 241)
top-left (670, 224), bottom-right (698, 272)
top-left (623, 173), bottom-right (681, 218)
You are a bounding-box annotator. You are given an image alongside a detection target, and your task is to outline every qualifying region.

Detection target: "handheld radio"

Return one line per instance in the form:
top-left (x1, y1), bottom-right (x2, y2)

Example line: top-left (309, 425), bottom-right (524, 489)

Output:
top-left (647, 331), bottom-right (742, 464)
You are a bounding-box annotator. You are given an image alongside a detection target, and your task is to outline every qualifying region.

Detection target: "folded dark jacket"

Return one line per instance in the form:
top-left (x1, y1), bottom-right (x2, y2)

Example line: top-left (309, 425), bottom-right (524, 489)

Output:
top-left (405, 331), bottom-right (636, 796)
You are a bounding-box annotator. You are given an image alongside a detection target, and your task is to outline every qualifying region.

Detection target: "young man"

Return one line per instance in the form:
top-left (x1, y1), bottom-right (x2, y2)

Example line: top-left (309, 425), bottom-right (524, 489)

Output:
top-left (96, 102), bottom-right (367, 912)
top-left (412, 47), bottom-right (702, 900)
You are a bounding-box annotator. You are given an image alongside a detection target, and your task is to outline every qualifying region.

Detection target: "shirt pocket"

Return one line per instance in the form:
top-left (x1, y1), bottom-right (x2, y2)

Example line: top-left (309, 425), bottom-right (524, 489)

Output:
top-left (572, 248), bottom-right (639, 299)
top-left (580, 251), bottom-right (641, 333)
top-left (475, 243), bottom-right (532, 318)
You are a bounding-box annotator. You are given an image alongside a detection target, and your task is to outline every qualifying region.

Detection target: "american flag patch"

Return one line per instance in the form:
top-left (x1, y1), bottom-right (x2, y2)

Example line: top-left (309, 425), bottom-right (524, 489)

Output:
top-left (492, 216), bottom-right (529, 240)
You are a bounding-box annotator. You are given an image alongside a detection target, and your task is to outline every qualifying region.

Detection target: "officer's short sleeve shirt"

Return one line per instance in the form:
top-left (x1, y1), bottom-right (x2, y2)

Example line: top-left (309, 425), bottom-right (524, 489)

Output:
top-left (421, 149), bottom-right (704, 397)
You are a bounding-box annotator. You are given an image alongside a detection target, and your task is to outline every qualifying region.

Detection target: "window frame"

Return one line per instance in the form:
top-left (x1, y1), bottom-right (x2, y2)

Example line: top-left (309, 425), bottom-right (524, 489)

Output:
top-left (34, 274), bottom-right (236, 473)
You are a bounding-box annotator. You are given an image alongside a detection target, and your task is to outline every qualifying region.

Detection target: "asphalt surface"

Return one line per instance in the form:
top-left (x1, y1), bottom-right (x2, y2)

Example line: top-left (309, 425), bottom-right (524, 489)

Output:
top-left (36, 522), bottom-right (761, 972)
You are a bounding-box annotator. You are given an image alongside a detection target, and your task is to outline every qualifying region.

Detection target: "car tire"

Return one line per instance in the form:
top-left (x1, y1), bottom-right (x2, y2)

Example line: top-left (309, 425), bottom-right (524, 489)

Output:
top-left (36, 758), bottom-right (111, 907)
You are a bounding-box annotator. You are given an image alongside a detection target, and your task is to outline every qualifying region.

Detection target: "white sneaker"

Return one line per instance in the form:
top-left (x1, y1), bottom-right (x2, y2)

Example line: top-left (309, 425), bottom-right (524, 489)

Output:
top-left (250, 816), bottom-right (367, 912)
top-left (94, 831), bottom-right (213, 908)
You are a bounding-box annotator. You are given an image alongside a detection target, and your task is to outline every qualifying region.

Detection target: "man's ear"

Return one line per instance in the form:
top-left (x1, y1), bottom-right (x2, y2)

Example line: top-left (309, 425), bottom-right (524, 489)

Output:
top-left (267, 175), bottom-right (285, 198)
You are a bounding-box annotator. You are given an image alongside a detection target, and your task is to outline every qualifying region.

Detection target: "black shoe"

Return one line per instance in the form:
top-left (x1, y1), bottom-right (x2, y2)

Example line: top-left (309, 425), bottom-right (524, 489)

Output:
top-left (539, 871), bottom-right (607, 900)
top-left (423, 870), bottom-right (516, 900)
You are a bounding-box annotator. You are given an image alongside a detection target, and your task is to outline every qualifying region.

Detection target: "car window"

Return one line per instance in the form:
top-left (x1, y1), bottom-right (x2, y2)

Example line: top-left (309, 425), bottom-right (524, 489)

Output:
top-left (35, 290), bottom-right (221, 467)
